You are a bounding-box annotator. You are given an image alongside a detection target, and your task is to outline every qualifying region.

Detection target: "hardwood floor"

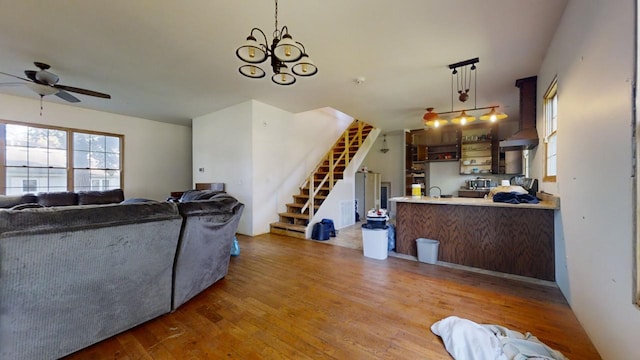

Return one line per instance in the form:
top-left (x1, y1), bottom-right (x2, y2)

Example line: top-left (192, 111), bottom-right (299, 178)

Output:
top-left (64, 232), bottom-right (601, 359)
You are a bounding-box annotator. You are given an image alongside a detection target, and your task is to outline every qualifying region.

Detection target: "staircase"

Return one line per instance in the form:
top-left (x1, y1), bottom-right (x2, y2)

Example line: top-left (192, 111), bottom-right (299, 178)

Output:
top-left (269, 120), bottom-right (375, 239)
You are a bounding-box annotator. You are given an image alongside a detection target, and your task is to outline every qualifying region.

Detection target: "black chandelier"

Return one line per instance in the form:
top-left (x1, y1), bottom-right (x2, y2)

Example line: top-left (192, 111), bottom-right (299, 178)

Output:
top-left (236, 0), bottom-right (318, 86)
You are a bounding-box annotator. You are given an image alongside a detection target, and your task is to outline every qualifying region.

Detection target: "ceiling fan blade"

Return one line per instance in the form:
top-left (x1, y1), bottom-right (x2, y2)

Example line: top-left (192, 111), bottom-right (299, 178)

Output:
top-left (24, 70), bottom-right (38, 82)
top-left (0, 82), bottom-right (27, 86)
top-left (54, 84), bottom-right (111, 99)
top-left (0, 71), bottom-right (32, 82)
top-left (55, 90), bottom-right (80, 103)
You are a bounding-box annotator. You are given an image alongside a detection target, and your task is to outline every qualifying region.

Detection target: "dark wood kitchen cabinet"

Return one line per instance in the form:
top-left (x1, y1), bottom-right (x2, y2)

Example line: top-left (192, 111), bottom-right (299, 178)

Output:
top-left (405, 128), bottom-right (460, 195)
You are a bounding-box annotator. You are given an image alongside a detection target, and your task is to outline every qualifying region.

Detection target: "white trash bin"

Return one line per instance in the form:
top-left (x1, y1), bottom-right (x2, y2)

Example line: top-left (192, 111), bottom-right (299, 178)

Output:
top-left (362, 225), bottom-right (389, 260)
top-left (416, 238), bottom-right (439, 264)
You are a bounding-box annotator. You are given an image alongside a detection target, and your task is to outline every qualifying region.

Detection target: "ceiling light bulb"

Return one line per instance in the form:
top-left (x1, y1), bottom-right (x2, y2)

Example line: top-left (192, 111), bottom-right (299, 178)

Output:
top-left (248, 48), bottom-right (255, 58)
top-left (461, 118), bottom-right (467, 125)
top-left (281, 73), bottom-right (286, 82)
top-left (301, 63), bottom-right (308, 73)
top-left (250, 66), bottom-right (256, 75)
top-left (434, 120), bottom-right (440, 128)
top-left (490, 114), bottom-right (497, 122)
top-left (284, 45), bottom-right (291, 57)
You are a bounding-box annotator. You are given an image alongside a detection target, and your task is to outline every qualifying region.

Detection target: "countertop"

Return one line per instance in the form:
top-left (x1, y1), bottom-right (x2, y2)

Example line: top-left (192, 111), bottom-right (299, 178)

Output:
top-left (390, 194), bottom-right (559, 210)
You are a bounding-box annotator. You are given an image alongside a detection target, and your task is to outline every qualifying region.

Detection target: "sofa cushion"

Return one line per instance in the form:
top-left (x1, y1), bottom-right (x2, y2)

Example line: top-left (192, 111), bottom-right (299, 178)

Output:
top-left (0, 194), bottom-right (38, 208)
top-left (120, 198), bottom-right (158, 204)
top-left (0, 201), bottom-right (180, 234)
top-left (37, 192), bottom-right (79, 207)
top-left (78, 189), bottom-right (125, 205)
top-left (179, 189), bottom-right (224, 202)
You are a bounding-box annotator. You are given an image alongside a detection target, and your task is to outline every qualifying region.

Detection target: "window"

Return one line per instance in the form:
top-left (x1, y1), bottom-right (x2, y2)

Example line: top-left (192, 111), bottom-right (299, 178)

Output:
top-left (0, 121), bottom-right (123, 195)
top-left (22, 179), bottom-right (37, 192)
top-left (543, 79), bottom-right (558, 182)
top-left (73, 133), bottom-right (121, 192)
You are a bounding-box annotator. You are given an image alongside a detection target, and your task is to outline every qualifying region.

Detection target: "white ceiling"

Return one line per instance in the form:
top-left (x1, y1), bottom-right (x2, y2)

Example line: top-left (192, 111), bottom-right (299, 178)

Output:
top-left (0, 0), bottom-right (567, 131)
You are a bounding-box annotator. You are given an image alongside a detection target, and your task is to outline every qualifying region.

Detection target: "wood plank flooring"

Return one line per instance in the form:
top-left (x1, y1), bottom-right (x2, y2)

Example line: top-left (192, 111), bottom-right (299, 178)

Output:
top-left (64, 232), bottom-right (601, 359)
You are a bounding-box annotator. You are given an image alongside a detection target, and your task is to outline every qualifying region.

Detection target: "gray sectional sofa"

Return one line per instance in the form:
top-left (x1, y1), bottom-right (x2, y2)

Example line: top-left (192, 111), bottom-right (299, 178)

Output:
top-left (0, 189), bottom-right (244, 360)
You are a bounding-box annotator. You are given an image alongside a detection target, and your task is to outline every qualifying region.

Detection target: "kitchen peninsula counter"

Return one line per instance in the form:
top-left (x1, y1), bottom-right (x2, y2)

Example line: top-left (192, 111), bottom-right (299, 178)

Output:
top-left (391, 194), bottom-right (559, 281)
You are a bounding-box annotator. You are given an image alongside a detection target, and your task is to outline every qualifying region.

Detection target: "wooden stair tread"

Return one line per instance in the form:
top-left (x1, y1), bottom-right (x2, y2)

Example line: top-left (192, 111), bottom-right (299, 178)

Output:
top-left (287, 203), bottom-right (320, 209)
top-left (269, 222), bottom-right (307, 239)
top-left (293, 194), bottom-right (327, 199)
top-left (270, 222), bottom-right (306, 232)
top-left (279, 212), bottom-right (311, 220)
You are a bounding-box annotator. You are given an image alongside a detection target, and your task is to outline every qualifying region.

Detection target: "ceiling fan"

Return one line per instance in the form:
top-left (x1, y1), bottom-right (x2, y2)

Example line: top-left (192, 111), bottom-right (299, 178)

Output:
top-left (0, 61), bottom-right (111, 103)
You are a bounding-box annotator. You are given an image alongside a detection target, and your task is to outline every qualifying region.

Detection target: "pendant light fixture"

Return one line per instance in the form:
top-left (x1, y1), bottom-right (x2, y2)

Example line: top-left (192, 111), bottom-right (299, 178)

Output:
top-left (422, 57), bottom-right (507, 128)
top-left (423, 108), bottom-right (448, 128)
top-left (451, 110), bottom-right (476, 125)
top-left (236, 0), bottom-right (318, 85)
top-left (479, 106), bottom-right (508, 122)
top-left (380, 134), bottom-right (390, 153)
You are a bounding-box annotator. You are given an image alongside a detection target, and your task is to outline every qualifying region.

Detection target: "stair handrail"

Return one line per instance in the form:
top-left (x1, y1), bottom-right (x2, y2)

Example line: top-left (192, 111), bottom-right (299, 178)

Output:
top-left (299, 119), bottom-right (365, 190)
top-left (299, 120), bottom-right (371, 216)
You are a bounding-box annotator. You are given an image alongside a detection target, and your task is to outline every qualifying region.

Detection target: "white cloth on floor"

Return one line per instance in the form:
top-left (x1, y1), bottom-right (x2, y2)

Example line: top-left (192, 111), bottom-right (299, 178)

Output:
top-left (431, 316), bottom-right (566, 360)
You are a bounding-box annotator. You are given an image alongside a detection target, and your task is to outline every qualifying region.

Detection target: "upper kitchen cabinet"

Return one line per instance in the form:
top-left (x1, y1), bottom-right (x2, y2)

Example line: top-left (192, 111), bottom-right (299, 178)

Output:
top-left (413, 127), bottom-right (460, 162)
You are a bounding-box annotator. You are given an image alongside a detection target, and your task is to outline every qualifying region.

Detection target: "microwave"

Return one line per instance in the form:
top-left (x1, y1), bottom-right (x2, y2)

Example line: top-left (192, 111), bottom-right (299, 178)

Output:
top-left (466, 178), bottom-right (491, 190)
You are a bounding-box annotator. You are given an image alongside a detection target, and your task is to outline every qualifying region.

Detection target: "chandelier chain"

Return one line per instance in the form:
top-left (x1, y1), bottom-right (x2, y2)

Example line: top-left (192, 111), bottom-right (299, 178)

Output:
top-left (273, 0), bottom-right (279, 38)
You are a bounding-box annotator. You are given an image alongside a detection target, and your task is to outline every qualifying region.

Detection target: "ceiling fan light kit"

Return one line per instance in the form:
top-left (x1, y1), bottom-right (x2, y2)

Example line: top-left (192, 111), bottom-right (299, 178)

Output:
top-left (236, 0), bottom-right (318, 85)
top-left (422, 57), bottom-right (507, 129)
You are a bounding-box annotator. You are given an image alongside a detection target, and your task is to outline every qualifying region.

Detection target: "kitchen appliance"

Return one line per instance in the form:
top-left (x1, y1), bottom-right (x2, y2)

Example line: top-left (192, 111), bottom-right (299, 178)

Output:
top-left (500, 77), bottom-right (539, 150)
top-left (510, 176), bottom-right (538, 195)
top-left (466, 177), bottom-right (491, 190)
top-left (355, 172), bottom-right (381, 220)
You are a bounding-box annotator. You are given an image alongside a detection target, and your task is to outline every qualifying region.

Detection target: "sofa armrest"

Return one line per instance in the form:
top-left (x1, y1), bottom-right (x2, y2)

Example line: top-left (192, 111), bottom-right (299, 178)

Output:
top-left (172, 194), bottom-right (244, 309)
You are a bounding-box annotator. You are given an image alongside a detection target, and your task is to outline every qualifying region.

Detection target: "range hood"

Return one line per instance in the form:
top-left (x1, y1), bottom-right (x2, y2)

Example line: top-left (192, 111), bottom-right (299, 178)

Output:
top-left (500, 76), bottom-right (539, 151)
top-left (499, 127), bottom-right (539, 150)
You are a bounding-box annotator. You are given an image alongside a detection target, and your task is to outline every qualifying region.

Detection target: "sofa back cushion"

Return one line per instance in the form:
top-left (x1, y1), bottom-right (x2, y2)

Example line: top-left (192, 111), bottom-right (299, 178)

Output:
top-left (37, 192), bottom-right (79, 207)
top-left (179, 189), bottom-right (224, 202)
top-left (0, 194), bottom-right (38, 208)
top-left (78, 189), bottom-right (125, 205)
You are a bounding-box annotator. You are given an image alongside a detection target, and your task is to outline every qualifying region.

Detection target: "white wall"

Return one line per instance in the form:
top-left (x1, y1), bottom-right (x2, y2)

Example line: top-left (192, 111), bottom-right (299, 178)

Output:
top-left (361, 132), bottom-right (405, 198)
top-left (0, 93), bottom-right (192, 200)
top-left (192, 101), bottom-right (254, 235)
top-left (534, 1), bottom-right (639, 358)
top-left (193, 101), bottom-right (353, 236)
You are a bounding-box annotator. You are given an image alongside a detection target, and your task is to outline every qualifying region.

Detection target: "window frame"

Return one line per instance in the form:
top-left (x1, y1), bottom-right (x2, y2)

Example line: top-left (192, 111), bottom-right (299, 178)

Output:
top-left (543, 78), bottom-right (558, 183)
top-left (0, 120), bottom-right (124, 194)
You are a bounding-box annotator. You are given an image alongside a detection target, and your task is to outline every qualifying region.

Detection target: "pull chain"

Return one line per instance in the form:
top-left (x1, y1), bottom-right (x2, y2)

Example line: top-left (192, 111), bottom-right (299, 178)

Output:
top-left (40, 95), bottom-right (44, 116)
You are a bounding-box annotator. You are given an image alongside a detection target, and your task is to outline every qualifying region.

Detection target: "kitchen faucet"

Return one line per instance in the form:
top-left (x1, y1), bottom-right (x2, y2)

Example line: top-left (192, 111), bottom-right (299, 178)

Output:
top-left (429, 186), bottom-right (442, 198)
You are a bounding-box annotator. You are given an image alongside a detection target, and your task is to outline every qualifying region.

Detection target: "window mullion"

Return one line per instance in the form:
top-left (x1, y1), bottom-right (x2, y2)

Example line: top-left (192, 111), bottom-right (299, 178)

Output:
top-left (0, 124), bottom-right (5, 193)
top-left (67, 130), bottom-right (74, 191)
